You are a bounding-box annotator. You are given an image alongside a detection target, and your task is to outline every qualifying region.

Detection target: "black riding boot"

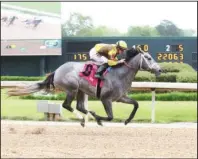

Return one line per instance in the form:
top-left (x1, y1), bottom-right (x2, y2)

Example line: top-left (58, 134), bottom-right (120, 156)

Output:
top-left (95, 63), bottom-right (108, 80)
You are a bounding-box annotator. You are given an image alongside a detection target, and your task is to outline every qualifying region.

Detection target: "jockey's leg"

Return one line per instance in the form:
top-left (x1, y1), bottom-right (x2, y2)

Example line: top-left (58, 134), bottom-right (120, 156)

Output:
top-left (94, 63), bottom-right (108, 80)
top-left (89, 48), bottom-right (106, 64)
top-left (89, 48), bottom-right (109, 80)
top-left (89, 48), bottom-right (97, 61)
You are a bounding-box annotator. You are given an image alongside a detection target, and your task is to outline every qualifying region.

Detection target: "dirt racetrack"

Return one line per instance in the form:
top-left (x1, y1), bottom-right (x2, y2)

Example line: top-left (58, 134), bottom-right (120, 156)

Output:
top-left (1, 120), bottom-right (197, 158)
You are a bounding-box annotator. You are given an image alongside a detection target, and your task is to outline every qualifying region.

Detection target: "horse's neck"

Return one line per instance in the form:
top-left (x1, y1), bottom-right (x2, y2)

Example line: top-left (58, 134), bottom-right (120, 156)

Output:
top-left (113, 55), bottom-right (140, 89)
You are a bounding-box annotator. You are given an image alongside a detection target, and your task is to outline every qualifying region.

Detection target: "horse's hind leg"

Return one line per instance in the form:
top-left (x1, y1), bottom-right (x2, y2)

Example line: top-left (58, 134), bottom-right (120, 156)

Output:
top-left (75, 90), bottom-right (87, 127)
top-left (62, 91), bottom-right (83, 121)
top-left (62, 90), bottom-right (87, 126)
top-left (75, 90), bottom-right (95, 127)
top-left (62, 91), bottom-right (76, 112)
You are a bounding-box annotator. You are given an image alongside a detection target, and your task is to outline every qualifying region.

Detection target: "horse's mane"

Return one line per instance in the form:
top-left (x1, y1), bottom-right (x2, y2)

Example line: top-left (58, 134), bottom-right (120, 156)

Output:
top-left (111, 48), bottom-right (140, 68)
top-left (125, 47), bottom-right (140, 62)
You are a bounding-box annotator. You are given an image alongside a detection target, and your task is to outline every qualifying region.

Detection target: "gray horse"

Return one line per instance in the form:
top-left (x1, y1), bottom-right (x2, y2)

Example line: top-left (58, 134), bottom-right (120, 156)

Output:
top-left (7, 47), bottom-right (162, 126)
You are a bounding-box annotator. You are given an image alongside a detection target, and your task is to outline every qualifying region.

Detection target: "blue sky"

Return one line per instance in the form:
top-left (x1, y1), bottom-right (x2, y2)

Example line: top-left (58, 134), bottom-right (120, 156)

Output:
top-left (61, 2), bottom-right (197, 34)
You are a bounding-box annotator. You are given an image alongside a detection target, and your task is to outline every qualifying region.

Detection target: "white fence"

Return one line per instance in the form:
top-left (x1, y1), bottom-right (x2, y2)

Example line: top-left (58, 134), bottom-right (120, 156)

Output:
top-left (1, 81), bottom-right (197, 123)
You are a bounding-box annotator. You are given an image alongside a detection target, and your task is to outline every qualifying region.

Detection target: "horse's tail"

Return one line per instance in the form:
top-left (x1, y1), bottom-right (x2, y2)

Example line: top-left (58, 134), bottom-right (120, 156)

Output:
top-left (7, 72), bottom-right (55, 97)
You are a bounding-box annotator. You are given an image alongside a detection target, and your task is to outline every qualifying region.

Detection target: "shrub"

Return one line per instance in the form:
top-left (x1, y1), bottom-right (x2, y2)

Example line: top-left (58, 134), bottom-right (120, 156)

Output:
top-left (134, 71), bottom-right (156, 82)
top-left (134, 62), bottom-right (197, 83)
top-left (128, 92), bottom-right (197, 101)
top-left (20, 92), bottom-right (197, 101)
top-left (159, 62), bottom-right (196, 73)
top-left (1, 76), bottom-right (44, 81)
top-left (156, 73), bottom-right (177, 82)
top-left (176, 72), bottom-right (197, 83)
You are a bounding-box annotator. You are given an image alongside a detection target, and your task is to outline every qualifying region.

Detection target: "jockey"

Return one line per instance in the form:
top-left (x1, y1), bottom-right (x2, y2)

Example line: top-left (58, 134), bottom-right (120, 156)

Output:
top-left (89, 40), bottom-right (128, 80)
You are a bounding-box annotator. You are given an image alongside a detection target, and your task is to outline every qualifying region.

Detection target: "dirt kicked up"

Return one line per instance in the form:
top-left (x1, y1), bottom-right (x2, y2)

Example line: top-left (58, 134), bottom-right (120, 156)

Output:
top-left (1, 120), bottom-right (197, 158)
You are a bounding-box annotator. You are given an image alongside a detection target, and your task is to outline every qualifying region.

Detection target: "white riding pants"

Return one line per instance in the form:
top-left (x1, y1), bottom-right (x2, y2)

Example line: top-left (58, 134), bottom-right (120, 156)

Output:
top-left (89, 48), bottom-right (108, 65)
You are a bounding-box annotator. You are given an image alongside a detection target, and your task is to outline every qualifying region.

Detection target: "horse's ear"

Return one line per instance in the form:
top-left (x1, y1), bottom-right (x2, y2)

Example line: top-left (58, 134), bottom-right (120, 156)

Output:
top-left (131, 46), bottom-right (143, 54)
top-left (137, 47), bottom-right (145, 54)
top-left (136, 47), bottom-right (141, 52)
top-left (130, 47), bottom-right (137, 53)
top-left (132, 45), bottom-right (136, 49)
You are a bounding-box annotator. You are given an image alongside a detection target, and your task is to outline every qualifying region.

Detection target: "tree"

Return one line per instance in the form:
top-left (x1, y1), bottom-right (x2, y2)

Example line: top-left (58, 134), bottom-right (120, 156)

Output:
top-left (62, 12), bottom-right (94, 37)
top-left (181, 29), bottom-right (196, 36)
top-left (127, 25), bottom-right (160, 37)
top-left (89, 25), bottom-right (124, 36)
top-left (155, 19), bottom-right (183, 37)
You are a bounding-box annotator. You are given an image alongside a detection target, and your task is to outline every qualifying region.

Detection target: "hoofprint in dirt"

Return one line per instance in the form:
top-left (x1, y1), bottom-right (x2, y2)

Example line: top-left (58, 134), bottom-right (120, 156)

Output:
top-left (1, 120), bottom-right (197, 158)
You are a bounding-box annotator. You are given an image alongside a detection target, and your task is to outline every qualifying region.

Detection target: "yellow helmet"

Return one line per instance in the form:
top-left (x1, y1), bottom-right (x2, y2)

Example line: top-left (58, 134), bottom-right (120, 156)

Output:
top-left (116, 40), bottom-right (128, 50)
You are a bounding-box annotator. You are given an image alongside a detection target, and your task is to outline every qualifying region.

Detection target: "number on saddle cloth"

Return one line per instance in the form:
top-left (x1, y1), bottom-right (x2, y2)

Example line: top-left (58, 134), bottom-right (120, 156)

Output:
top-left (82, 64), bottom-right (93, 76)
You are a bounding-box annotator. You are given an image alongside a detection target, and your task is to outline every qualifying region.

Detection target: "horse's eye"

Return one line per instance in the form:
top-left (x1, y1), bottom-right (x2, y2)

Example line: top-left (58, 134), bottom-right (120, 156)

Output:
top-left (145, 55), bottom-right (151, 60)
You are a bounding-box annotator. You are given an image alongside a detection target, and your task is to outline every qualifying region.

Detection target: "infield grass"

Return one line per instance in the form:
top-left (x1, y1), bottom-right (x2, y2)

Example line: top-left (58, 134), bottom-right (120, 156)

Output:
top-left (1, 89), bottom-right (197, 123)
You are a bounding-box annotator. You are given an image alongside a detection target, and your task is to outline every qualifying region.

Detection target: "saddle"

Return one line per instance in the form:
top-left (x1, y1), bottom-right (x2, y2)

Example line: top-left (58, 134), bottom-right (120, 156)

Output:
top-left (79, 62), bottom-right (110, 98)
top-left (81, 63), bottom-right (96, 77)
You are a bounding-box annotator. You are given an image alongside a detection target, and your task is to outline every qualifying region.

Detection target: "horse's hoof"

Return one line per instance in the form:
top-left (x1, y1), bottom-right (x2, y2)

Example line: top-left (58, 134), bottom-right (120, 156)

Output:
top-left (97, 120), bottom-right (103, 126)
top-left (80, 119), bottom-right (85, 127)
top-left (80, 122), bottom-right (85, 127)
top-left (124, 120), bottom-right (129, 125)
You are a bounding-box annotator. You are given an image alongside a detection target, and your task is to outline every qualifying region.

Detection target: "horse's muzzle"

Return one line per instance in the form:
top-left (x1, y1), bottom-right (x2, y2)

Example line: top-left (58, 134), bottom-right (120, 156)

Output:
top-left (155, 69), bottom-right (162, 77)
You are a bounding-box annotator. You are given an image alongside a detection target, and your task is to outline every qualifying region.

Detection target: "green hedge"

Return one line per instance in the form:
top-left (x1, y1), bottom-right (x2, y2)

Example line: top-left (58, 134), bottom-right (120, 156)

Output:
top-left (156, 73), bottom-right (177, 82)
top-left (134, 62), bottom-right (197, 82)
top-left (134, 71), bottom-right (156, 82)
top-left (159, 62), bottom-right (196, 73)
top-left (128, 92), bottom-right (197, 101)
top-left (134, 72), bottom-right (178, 82)
top-left (1, 76), bottom-right (44, 81)
top-left (176, 72), bottom-right (197, 83)
top-left (135, 71), bottom-right (197, 83)
top-left (20, 92), bottom-right (197, 101)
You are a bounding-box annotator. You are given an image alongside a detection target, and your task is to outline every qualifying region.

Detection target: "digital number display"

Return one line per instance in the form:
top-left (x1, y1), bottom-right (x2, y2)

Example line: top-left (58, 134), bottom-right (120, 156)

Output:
top-left (132, 44), bottom-right (149, 52)
top-left (157, 44), bottom-right (184, 63)
top-left (166, 44), bottom-right (183, 52)
top-left (72, 44), bottom-right (185, 63)
top-left (157, 53), bottom-right (184, 63)
top-left (73, 53), bottom-right (89, 61)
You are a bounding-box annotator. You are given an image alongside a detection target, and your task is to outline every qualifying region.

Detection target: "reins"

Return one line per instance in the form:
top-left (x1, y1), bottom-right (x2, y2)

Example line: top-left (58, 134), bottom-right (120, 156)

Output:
top-left (123, 61), bottom-right (136, 69)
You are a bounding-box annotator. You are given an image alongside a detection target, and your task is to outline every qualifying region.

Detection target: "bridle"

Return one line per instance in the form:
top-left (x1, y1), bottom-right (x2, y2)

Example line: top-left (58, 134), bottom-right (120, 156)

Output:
top-left (124, 52), bottom-right (157, 71)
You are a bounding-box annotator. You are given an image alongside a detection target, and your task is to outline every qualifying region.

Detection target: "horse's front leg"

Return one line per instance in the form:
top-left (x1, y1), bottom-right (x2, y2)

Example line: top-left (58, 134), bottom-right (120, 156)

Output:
top-left (89, 99), bottom-right (113, 126)
top-left (117, 95), bottom-right (139, 125)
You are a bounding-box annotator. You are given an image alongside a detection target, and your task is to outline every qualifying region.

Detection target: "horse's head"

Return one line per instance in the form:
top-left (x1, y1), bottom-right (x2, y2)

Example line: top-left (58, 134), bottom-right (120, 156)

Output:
top-left (39, 19), bottom-right (43, 23)
top-left (125, 47), bottom-right (162, 77)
